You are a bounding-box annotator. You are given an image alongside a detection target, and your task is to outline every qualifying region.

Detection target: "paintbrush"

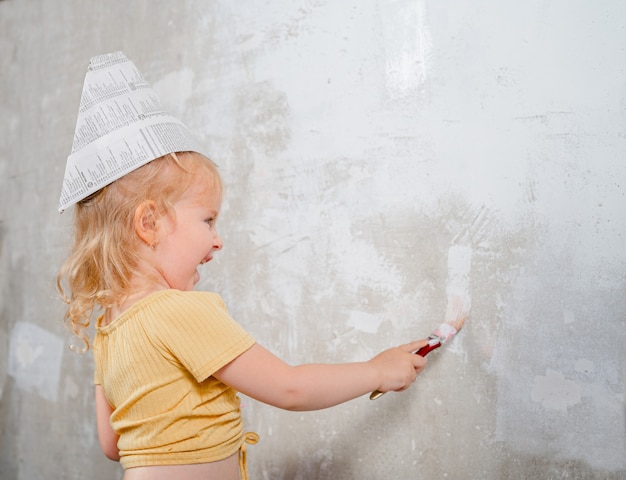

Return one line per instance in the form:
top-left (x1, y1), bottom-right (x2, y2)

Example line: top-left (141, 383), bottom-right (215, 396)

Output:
top-left (369, 296), bottom-right (470, 400)
top-left (369, 245), bottom-right (472, 400)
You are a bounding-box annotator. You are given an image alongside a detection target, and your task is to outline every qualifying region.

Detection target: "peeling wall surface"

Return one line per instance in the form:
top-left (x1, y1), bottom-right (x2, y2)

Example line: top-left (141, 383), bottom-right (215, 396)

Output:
top-left (1, 1), bottom-right (625, 479)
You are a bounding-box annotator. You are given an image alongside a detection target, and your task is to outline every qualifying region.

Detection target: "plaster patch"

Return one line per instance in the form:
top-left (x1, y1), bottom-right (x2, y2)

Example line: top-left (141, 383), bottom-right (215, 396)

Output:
top-left (335, 238), bottom-right (403, 296)
top-left (234, 81), bottom-right (291, 156)
top-left (563, 309), bottom-right (575, 325)
top-left (0, 329), bottom-right (7, 399)
top-left (574, 358), bottom-right (595, 375)
top-left (530, 368), bottom-right (582, 412)
top-left (346, 310), bottom-right (383, 334)
top-left (8, 322), bottom-right (64, 402)
top-left (63, 375), bottom-right (79, 400)
top-left (152, 67), bottom-right (195, 113)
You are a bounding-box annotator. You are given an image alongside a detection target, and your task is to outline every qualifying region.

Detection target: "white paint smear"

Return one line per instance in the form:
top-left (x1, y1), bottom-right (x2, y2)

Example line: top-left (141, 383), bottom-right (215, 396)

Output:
top-left (531, 368), bottom-right (582, 412)
top-left (8, 322), bottom-right (64, 402)
top-left (381, 0), bottom-right (432, 98)
top-left (446, 245), bottom-right (472, 299)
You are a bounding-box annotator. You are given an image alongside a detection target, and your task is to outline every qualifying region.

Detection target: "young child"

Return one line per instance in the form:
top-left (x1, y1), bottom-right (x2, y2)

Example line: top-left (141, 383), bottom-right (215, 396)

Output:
top-left (57, 53), bottom-right (428, 480)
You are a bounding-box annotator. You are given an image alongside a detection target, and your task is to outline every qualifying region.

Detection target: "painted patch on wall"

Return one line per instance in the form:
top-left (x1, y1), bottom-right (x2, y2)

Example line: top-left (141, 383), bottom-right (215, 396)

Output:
top-left (530, 368), bottom-right (582, 412)
top-left (8, 322), bottom-right (63, 402)
top-left (0, 329), bottom-right (7, 399)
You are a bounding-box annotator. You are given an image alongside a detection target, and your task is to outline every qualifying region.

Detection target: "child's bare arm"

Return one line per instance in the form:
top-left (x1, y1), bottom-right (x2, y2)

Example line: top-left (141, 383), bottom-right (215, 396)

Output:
top-left (95, 385), bottom-right (120, 461)
top-left (214, 341), bottom-right (428, 411)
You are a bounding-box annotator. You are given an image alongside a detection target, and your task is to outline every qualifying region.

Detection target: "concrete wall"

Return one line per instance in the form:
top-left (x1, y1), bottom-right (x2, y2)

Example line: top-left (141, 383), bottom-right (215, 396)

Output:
top-left (1, 1), bottom-right (625, 478)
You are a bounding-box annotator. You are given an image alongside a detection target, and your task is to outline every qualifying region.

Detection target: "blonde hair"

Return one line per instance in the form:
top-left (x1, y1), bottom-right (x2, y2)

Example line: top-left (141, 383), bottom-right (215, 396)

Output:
top-left (57, 151), bottom-right (222, 351)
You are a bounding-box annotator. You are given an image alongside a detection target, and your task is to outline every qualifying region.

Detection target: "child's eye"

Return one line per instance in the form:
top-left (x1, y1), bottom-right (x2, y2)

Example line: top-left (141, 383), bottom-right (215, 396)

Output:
top-left (205, 217), bottom-right (215, 226)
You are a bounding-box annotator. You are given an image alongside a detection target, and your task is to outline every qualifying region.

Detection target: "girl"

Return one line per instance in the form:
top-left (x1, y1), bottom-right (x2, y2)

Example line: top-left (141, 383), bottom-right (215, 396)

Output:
top-left (58, 151), bottom-right (428, 480)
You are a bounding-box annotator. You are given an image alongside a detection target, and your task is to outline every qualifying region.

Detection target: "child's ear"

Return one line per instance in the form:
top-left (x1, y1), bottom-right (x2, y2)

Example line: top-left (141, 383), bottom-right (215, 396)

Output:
top-left (134, 200), bottom-right (161, 247)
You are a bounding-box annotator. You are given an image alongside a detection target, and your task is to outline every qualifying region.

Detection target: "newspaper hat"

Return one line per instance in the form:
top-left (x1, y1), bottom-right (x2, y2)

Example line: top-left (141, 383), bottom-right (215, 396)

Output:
top-left (58, 51), bottom-right (201, 212)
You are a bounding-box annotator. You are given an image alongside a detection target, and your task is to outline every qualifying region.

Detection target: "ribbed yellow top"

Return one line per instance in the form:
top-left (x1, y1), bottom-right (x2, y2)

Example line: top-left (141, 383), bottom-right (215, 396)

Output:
top-left (93, 289), bottom-right (256, 469)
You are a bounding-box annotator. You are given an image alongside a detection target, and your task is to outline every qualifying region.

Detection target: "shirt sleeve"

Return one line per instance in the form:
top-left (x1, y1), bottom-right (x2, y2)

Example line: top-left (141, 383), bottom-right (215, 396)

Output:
top-left (146, 291), bottom-right (255, 383)
top-left (93, 335), bottom-right (103, 385)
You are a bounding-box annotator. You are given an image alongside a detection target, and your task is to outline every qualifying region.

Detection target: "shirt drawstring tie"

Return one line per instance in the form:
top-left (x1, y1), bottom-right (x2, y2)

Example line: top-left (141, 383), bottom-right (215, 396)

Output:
top-left (239, 432), bottom-right (259, 480)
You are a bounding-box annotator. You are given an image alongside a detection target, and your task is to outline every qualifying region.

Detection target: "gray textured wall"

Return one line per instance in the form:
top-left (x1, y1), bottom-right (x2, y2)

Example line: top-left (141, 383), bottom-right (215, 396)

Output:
top-left (1, 1), bottom-right (625, 479)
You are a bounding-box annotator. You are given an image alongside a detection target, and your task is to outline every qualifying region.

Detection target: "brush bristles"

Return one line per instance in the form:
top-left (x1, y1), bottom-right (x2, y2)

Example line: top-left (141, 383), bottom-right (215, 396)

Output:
top-left (443, 294), bottom-right (471, 331)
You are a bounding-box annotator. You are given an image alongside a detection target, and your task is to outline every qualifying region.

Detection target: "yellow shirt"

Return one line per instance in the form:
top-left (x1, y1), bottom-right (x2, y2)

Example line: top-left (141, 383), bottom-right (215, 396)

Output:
top-left (93, 289), bottom-right (256, 469)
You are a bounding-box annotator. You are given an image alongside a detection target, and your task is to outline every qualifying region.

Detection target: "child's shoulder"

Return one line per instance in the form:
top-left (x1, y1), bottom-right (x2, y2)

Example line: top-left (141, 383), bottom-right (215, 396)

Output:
top-left (98, 290), bottom-right (229, 335)
top-left (162, 288), bottom-right (222, 300)
top-left (153, 289), bottom-right (227, 311)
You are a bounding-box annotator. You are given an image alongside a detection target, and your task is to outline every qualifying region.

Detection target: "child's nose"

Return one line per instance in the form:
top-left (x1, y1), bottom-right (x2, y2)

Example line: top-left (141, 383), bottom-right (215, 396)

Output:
top-left (214, 232), bottom-right (223, 250)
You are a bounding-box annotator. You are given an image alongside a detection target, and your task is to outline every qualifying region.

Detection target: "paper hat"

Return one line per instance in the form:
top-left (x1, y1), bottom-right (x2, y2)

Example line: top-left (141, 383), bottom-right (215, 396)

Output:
top-left (58, 51), bottom-right (201, 212)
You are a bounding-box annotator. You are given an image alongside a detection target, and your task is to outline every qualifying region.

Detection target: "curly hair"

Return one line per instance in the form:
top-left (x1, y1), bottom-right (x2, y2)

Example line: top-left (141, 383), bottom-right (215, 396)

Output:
top-left (57, 151), bottom-right (222, 351)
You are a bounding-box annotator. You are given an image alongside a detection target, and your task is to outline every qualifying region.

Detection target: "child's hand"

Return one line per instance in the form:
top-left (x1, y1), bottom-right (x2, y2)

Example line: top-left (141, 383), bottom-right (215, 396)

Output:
top-left (368, 340), bottom-right (429, 394)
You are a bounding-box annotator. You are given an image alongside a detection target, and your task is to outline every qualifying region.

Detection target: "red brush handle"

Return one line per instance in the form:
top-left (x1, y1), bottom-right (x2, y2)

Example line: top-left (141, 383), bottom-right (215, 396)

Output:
top-left (415, 341), bottom-right (442, 357)
top-left (369, 339), bottom-right (443, 400)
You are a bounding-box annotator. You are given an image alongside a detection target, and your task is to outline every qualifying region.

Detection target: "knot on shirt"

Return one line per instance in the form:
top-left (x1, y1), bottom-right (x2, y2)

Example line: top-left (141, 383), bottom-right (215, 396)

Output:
top-left (239, 431), bottom-right (260, 480)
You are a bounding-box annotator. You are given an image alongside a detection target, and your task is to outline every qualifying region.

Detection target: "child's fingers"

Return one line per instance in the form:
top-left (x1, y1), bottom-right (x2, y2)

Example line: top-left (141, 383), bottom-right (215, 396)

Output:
top-left (413, 353), bottom-right (427, 373)
top-left (402, 340), bottom-right (429, 373)
top-left (401, 339), bottom-right (429, 353)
